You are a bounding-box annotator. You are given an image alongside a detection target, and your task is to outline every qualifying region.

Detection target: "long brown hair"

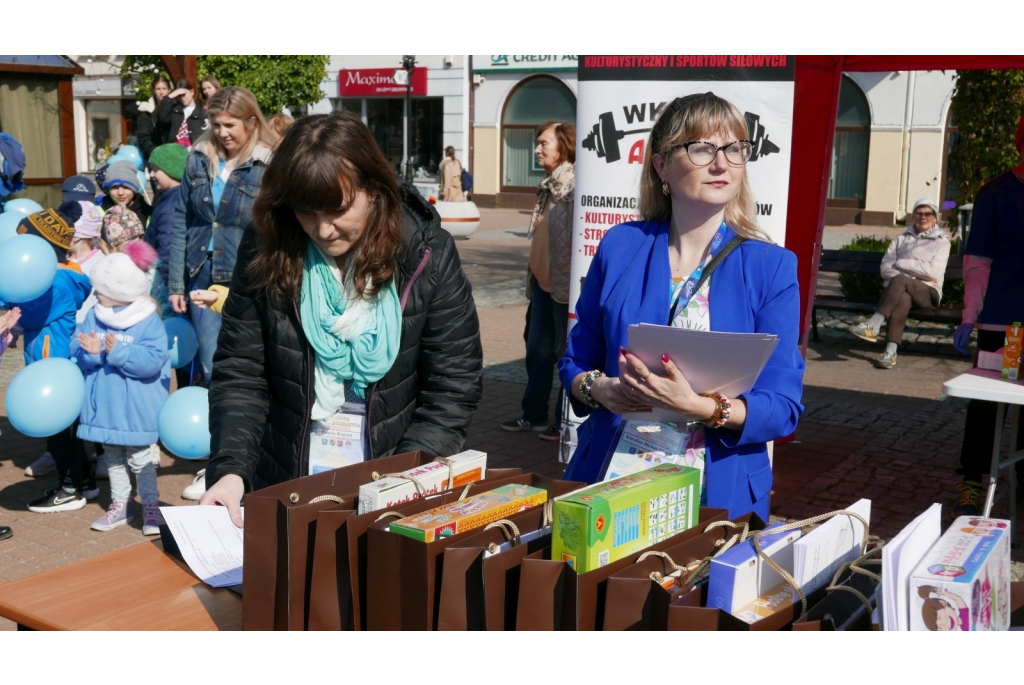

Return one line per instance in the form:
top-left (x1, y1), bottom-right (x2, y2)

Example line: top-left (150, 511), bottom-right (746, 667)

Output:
top-left (248, 110), bottom-right (403, 302)
top-left (639, 92), bottom-right (770, 243)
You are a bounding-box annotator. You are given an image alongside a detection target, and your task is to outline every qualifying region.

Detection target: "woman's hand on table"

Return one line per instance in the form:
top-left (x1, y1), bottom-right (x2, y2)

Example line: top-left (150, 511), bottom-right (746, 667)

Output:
top-left (617, 348), bottom-right (716, 422)
top-left (199, 473), bottom-right (245, 528)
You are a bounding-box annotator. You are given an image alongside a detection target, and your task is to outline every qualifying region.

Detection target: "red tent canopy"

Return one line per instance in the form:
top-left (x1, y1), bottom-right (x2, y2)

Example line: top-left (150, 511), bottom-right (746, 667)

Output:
top-left (785, 56), bottom-right (1024, 352)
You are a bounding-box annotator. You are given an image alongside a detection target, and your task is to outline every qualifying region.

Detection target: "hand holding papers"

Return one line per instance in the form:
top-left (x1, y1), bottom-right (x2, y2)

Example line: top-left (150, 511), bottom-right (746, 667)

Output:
top-left (624, 325), bottom-right (778, 421)
top-left (161, 506), bottom-right (245, 587)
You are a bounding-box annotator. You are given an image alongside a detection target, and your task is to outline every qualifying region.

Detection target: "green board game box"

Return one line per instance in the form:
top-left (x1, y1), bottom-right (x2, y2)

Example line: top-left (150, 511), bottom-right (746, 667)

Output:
top-left (551, 464), bottom-right (701, 573)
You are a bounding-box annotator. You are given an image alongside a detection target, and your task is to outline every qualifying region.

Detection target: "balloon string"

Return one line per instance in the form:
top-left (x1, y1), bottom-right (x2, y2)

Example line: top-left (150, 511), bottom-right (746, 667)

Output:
top-left (188, 288), bottom-right (204, 388)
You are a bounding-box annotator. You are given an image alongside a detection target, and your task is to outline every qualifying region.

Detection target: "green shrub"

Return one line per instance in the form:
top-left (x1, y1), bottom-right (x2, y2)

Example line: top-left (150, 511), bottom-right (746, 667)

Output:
top-left (836, 235), bottom-right (964, 307)
top-left (838, 235), bottom-right (889, 299)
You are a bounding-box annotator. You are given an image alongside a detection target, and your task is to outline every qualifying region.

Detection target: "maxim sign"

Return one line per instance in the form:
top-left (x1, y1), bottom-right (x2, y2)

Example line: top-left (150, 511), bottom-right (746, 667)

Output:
top-left (338, 67), bottom-right (427, 97)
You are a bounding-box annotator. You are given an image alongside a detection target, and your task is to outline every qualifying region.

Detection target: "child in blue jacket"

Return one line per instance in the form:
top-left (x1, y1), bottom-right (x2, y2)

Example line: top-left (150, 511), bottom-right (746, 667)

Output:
top-left (71, 241), bottom-right (171, 535)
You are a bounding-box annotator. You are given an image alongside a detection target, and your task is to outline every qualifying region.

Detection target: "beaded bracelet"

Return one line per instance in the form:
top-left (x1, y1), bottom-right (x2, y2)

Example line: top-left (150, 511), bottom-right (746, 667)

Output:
top-left (579, 369), bottom-right (604, 408)
top-left (699, 392), bottom-right (731, 428)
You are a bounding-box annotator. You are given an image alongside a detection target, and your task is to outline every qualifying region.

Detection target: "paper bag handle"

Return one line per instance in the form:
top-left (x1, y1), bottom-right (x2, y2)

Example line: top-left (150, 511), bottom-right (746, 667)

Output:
top-left (374, 511), bottom-right (407, 523)
top-left (483, 519), bottom-right (521, 548)
top-left (308, 494), bottom-right (345, 505)
top-left (751, 509), bottom-right (871, 619)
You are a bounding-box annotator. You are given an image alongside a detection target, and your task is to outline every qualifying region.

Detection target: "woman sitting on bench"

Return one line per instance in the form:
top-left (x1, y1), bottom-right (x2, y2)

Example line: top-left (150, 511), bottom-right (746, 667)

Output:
top-left (847, 198), bottom-right (952, 369)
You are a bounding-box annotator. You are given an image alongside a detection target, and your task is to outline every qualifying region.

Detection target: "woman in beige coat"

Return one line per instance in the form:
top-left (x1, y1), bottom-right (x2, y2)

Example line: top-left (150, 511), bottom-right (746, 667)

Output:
top-left (848, 198), bottom-right (951, 368)
top-left (439, 146), bottom-right (465, 201)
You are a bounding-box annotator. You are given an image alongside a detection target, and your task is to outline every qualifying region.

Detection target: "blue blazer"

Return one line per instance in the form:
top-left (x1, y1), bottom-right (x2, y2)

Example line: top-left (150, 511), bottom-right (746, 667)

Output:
top-left (558, 220), bottom-right (805, 521)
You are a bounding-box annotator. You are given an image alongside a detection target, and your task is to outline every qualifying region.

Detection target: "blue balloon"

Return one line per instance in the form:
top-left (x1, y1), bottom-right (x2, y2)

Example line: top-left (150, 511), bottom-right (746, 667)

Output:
top-left (0, 234), bottom-right (58, 303)
top-left (164, 317), bottom-right (199, 369)
top-left (0, 212), bottom-right (21, 244)
top-left (158, 387), bottom-right (210, 459)
top-left (5, 358), bottom-right (85, 438)
top-left (137, 170), bottom-right (149, 193)
top-left (2, 198), bottom-right (44, 217)
top-left (115, 145), bottom-right (144, 170)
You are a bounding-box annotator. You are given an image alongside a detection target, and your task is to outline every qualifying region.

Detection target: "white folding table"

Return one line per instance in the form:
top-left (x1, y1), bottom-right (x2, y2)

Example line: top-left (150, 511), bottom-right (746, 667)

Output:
top-left (943, 368), bottom-right (1024, 542)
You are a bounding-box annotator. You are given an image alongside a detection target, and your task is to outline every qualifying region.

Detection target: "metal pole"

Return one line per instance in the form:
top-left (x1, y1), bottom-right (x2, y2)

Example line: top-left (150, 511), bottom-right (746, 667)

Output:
top-left (405, 67), bottom-right (413, 182)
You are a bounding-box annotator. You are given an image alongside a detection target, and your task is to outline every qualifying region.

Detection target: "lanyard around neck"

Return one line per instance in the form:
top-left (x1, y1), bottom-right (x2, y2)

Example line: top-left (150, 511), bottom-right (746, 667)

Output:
top-left (669, 222), bottom-right (730, 322)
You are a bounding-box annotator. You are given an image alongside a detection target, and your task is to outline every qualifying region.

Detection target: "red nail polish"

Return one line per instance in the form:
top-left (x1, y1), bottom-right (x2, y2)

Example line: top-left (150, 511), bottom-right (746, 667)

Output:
top-left (662, 354), bottom-right (670, 363)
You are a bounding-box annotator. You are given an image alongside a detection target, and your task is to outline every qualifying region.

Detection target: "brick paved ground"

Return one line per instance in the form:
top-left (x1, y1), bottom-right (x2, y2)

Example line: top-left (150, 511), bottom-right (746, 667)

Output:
top-left (0, 217), bottom-right (1020, 630)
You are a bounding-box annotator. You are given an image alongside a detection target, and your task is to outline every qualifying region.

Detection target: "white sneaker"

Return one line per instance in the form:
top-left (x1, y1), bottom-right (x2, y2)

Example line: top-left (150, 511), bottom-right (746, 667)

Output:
top-left (95, 454), bottom-right (109, 479)
top-left (25, 452), bottom-right (55, 477)
top-left (182, 469), bottom-right (206, 501)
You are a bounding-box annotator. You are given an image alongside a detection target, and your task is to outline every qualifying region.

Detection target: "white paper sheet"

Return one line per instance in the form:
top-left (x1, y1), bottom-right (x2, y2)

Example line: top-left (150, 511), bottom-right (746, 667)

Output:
top-left (792, 498), bottom-right (871, 594)
top-left (625, 325), bottom-right (778, 421)
top-left (160, 505), bottom-right (245, 587)
top-left (882, 503), bottom-right (941, 631)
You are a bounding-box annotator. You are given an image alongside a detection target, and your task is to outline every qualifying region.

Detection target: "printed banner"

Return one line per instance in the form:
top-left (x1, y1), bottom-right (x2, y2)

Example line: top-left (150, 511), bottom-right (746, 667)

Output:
top-left (569, 55), bottom-right (796, 317)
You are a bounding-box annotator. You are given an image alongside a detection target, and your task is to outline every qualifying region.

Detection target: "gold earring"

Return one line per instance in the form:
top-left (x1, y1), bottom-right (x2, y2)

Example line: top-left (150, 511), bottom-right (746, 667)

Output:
top-left (661, 182), bottom-right (670, 196)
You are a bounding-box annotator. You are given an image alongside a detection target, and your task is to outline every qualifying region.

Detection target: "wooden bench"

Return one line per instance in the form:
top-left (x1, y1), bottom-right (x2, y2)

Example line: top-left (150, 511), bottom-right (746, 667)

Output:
top-left (812, 250), bottom-right (963, 341)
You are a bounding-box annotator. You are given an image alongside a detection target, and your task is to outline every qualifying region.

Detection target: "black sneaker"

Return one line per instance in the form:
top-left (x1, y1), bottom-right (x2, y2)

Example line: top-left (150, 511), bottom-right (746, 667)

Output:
top-left (28, 488), bottom-right (87, 513)
top-left (539, 425), bottom-right (562, 442)
top-left (501, 418), bottom-right (544, 432)
top-left (39, 483), bottom-right (100, 501)
top-left (952, 480), bottom-right (983, 517)
top-left (0, 526), bottom-right (11, 541)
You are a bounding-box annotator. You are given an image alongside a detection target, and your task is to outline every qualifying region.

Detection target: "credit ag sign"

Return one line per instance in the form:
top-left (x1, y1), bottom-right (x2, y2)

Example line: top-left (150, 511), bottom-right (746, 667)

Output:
top-left (338, 68), bottom-right (427, 96)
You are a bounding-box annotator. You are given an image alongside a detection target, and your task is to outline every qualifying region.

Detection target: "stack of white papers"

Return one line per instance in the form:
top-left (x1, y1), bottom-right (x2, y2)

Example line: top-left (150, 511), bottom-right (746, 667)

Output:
top-left (161, 505), bottom-right (245, 587)
top-left (882, 503), bottom-right (941, 631)
top-left (625, 325), bottom-right (778, 421)
top-left (792, 498), bottom-right (871, 594)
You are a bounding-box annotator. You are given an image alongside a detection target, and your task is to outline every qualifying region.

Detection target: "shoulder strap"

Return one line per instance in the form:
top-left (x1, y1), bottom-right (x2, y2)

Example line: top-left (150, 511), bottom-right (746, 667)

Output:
top-left (668, 235), bottom-right (746, 324)
top-left (695, 235), bottom-right (745, 294)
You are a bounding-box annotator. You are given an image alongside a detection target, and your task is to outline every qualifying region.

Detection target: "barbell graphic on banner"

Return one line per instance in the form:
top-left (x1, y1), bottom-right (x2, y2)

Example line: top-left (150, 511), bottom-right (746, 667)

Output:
top-left (581, 112), bottom-right (651, 163)
top-left (582, 109), bottom-right (781, 165)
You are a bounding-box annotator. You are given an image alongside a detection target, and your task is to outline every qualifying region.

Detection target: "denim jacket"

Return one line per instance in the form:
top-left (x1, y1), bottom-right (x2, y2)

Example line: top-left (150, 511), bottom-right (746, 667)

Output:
top-left (168, 142), bottom-right (271, 294)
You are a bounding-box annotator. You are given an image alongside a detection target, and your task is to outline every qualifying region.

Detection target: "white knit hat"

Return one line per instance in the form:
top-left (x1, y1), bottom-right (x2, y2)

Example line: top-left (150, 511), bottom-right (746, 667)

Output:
top-left (90, 241), bottom-right (157, 305)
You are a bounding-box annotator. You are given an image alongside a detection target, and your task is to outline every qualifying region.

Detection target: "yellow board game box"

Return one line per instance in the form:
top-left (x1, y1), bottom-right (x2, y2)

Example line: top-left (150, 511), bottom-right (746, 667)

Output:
top-left (388, 484), bottom-right (548, 543)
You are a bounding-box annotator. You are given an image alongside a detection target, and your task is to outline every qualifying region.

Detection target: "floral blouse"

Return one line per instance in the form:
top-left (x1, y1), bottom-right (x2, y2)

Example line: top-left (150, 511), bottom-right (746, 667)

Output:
top-left (669, 275), bottom-right (711, 502)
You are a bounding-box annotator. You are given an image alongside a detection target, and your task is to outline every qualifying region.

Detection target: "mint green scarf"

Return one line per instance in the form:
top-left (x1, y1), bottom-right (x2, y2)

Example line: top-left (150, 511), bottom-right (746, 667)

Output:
top-left (299, 242), bottom-right (401, 420)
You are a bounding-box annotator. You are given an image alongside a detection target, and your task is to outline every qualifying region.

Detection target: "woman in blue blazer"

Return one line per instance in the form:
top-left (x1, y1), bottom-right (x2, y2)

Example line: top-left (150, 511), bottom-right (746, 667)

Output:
top-left (559, 93), bottom-right (804, 521)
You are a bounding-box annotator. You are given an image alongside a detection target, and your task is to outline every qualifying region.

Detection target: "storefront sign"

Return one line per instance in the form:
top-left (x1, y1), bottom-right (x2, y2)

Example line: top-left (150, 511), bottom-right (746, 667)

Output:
top-left (569, 55), bottom-right (796, 317)
top-left (338, 67), bottom-right (427, 96)
top-left (473, 55), bottom-right (577, 73)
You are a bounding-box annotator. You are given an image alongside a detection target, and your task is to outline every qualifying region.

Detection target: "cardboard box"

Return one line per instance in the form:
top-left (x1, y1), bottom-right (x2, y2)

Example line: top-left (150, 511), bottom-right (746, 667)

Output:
top-left (388, 484), bottom-right (547, 543)
top-left (909, 516), bottom-right (1011, 631)
top-left (551, 464), bottom-right (701, 573)
top-left (357, 450), bottom-right (487, 514)
top-left (707, 523), bottom-right (802, 615)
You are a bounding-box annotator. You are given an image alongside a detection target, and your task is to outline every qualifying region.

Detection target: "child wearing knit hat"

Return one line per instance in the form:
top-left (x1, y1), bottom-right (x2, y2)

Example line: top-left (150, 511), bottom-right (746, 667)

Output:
top-left (71, 241), bottom-right (170, 534)
top-left (68, 201), bottom-right (104, 276)
top-left (100, 159), bottom-right (152, 223)
top-left (145, 144), bottom-right (187, 311)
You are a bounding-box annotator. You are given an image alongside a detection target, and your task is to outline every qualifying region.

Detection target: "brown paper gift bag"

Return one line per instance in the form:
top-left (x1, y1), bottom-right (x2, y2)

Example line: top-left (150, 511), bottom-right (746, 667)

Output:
top-left (602, 514), bottom-right (766, 631)
top-left (514, 506), bottom-right (730, 630)
top-left (436, 476), bottom-right (585, 631)
top-left (306, 467), bottom-right (523, 631)
top-left (365, 475), bottom-right (580, 631)
top-left (243, 450), bottom-right (440, 630)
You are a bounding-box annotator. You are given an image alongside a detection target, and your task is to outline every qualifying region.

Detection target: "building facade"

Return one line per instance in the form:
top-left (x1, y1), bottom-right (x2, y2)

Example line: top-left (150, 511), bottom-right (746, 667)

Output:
top-left (470, 55), bottom-right (578, 208)
top-left (67, 55), bottom-right (137, 174)
top-left (827, 70), bottom-right (958, 226)
top-left (309, 55), bottom-right (469, 192)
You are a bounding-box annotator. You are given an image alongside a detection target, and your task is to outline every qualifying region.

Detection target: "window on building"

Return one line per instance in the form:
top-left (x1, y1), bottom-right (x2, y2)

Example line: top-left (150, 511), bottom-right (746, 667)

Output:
top-left (501, 76), bottom-right (576, 190)
top-left (357, 97), bottom-right (444, 178)
top-left (84, 100), bottom-right (123, 170)
top-left (942, 107), bottom-right (960, 205)
top-left (828, 76), bottom-right (870, 205)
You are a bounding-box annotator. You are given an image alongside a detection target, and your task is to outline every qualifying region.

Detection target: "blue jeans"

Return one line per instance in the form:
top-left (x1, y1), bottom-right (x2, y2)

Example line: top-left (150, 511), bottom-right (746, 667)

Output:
top-left (104, 444), bottom-right (159, 504)
top-left (188, 257), bottom-right (223, 381)
top-left (521, 286), bottom-right (568, 426)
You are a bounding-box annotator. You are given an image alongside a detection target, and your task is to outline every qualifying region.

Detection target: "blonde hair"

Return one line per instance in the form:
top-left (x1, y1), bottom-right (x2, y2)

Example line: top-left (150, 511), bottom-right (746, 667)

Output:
top-left (197, 86), bottom-right (276, 175)
top-left (639, 92), bottom-right (771, 243)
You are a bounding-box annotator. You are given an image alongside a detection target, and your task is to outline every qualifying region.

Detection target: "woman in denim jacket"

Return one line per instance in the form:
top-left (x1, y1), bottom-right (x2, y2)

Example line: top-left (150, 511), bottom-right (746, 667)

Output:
top-left (168, 86), bottom-right (276, 385)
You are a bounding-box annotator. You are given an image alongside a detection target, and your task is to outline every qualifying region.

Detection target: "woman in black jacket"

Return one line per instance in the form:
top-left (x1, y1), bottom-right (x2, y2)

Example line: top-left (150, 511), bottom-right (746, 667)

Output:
top-left (156, 78), bottom-right (208, 150)
top-left (200, 111), bottom-right (483, 525)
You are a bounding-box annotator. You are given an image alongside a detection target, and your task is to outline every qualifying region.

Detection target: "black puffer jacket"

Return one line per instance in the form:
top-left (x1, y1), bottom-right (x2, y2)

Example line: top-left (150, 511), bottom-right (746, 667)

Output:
top-left (206, 184), bottom-right (483, 491)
